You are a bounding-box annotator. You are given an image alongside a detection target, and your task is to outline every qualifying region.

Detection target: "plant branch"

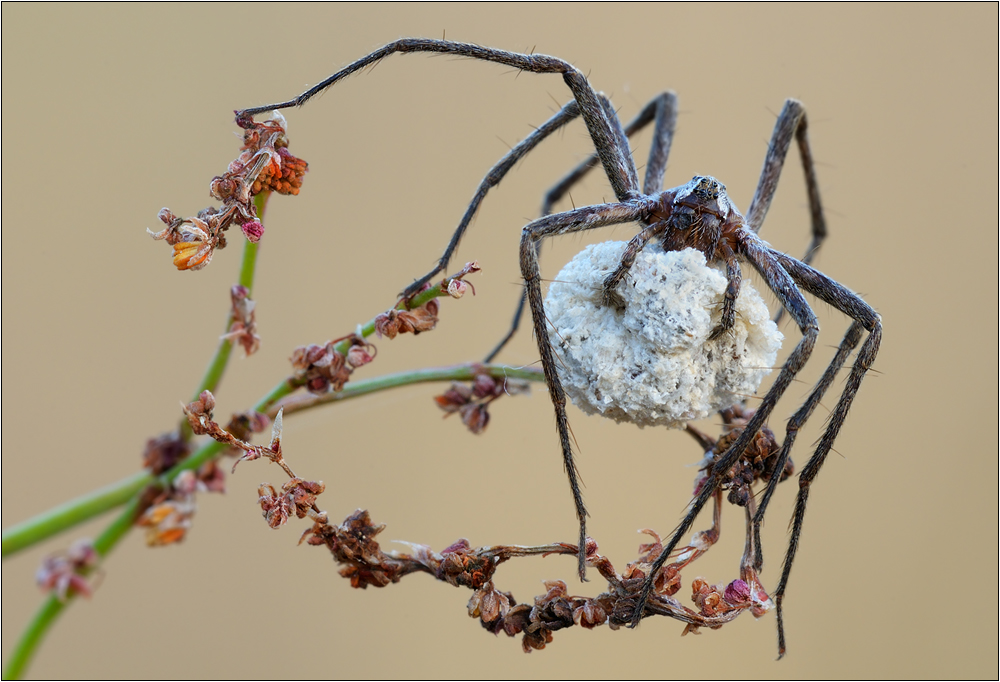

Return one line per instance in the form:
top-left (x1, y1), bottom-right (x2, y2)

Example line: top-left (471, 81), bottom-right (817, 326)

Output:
top-left (273, 363), bottom-right (542, 417)
top-left (186, 191), bottom-right (269, 411)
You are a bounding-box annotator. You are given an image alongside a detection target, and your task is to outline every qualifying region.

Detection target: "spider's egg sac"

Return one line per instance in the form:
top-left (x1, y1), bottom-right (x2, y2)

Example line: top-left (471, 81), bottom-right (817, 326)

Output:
top-left (544, 242), bottom-right (782, 428)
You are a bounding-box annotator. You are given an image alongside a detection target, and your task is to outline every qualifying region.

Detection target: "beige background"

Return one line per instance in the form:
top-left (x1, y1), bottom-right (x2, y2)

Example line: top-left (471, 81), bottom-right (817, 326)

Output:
top-left (2, 4), bottom-right (997, 679)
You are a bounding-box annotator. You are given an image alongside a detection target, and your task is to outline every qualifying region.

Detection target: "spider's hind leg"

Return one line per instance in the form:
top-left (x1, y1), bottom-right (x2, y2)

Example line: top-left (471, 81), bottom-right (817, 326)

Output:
top-left (767, 252), bottom-right (882, 657)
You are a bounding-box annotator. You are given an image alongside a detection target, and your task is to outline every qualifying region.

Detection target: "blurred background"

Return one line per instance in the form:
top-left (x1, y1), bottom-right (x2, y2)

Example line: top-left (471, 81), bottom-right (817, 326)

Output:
top-left (2, 4), bottom-right (997, 679)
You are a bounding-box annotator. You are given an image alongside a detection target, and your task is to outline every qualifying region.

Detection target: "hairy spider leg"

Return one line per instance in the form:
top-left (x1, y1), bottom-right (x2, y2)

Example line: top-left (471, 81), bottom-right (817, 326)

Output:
top-left (770, 255), bottom-right (881, 657)
top-left (518, 198), bottom-right (660, 578)
top-left (486, 91), bottom-right (678, 363)
top-left (236, 39), bottom-right (640, 205)
top-left (399, 99), bottom-right (584, 300)
top-left (747, 99), bottom-right (828, 325)
top-left (751, 321), bottom-right (866, 570)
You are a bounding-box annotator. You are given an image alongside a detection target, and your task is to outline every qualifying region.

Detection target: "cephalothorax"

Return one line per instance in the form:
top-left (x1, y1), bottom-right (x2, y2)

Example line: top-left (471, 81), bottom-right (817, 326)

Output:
top-left (235, 39), bottom-right (882, 657)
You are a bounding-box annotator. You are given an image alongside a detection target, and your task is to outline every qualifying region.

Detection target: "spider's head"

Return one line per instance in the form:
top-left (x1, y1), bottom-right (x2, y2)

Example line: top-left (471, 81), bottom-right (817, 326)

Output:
top-left (676, 175), bottom-right (730, 210)
top-left (658, 176), bottom-right (742, 253)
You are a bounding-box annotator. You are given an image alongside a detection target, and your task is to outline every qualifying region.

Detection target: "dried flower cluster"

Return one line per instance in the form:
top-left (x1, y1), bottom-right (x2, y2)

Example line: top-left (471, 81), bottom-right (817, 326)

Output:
top-left (235, 418), bottom-right (777, 654)
top-left (290, 335), bottom-right (375, 394)
top-left (147, 112), bottom-right (307, 270)
top-left (220, 285), bottom-right (261, 357)
top-left (690, 404), bottom-right (792, 507)
top-left (434, 372), bottom-right (530, 434)
top-left (136, 461), bottom-right (226, 547)
top-left (36, 540), bottom-right (99, 601)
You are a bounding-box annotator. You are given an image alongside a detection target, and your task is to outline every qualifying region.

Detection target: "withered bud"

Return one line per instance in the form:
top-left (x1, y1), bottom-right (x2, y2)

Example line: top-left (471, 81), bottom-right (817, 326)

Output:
top-left (183, 391), bottom-right (217, 434)
top-left (258, 483), bottom-right (293, 529)
top-left (472, 374), bottom-right (499, 399)
top-left (723, 578), bottom-right (751, 606)
top-left (197, 390), bottom-right (216, 414)
top-left (346, 345), bottom-right (374, 368)
top-left (241, 220), bottom-right (264, 243)
top-left (196, 461), bottom-right (227, 494)
top-left (226, 411), bottom-right (269, 442)
top-left (173, 470), bottom-right (199, 495)
top-left (36, 540), bottom-right (99, 601)
top-left (307, 376), bottom-right (330, 393)
top-left (434, 383), bottom-right (474, 413)
top-left (447, 279), bottom-right (471, 298)
top-left (573, 599), bottom-right (608, 629)
top-left (210, 175), bottom-right (239, 201)
top-left (459, 403), bottom-right (490, 434)
top-left (142, 432), bottom-right (191, 475)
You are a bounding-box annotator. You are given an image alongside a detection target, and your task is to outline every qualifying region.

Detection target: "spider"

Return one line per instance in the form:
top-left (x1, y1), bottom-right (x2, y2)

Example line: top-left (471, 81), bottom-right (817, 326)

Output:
top-left (235, 39), bottom-right (882, 656)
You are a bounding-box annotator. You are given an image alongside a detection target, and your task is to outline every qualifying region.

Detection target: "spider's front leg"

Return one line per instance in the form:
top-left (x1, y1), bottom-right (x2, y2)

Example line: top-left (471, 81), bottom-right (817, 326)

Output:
top-left (487, 91), bottom-right (678, 361)
top-left (518, 198), bottom-right (658, 579)
top-left (396, 99), bottom-right (584, 302)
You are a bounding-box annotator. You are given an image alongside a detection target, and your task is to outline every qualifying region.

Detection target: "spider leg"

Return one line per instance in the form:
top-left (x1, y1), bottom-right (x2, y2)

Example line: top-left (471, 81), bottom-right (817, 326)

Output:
top-left (750, 320), bottom-right (866, 572)
top-left (486, 92), bottom-right (678, 362)
top-left (709, 243), bottom-right (742, 340)
top-left (600, 223), bottom-right (662, 310)
top-left (745, 99), bottom-right (827, 264)
top-left (630, 234), bottom-right (820, 626)
top-left (399, 100), bottom-right (583, 300)
top-left (744, 99), bottom-right (829, 324)
top-left (236, 39), bottom-right (640, 203)
top-left (518, 197), bottom-right (660, 579)
top-left (766, 250), bottom-right (881, 658)
top-left (641, 91), bottom-right (679, 196)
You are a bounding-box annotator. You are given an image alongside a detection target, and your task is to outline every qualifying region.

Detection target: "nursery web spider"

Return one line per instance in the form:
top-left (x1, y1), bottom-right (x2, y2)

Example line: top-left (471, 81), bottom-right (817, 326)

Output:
top-left (236, 39), bottom-right (882, 656)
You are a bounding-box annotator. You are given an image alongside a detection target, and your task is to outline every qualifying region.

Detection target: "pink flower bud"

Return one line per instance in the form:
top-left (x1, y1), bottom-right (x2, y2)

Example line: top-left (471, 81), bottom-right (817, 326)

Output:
top-left (724, 579), bottom-right (751, 605)
top-left (241, 220), bottom-right (264, 243)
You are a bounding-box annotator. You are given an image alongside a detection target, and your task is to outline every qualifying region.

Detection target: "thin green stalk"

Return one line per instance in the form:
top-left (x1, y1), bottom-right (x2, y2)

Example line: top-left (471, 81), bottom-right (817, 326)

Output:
top-left (187, 191), bottom-right (268, 407)
top-left (2, 235), bottom-right (503, 677)
top-left (1, 267), bottom-right (496, 561)
top-left (1, 471), bottom-right (152, 559)
top-left (2, 497), bottom-right (143, 680)
top-left (273, 364), bottom-right (544, 417)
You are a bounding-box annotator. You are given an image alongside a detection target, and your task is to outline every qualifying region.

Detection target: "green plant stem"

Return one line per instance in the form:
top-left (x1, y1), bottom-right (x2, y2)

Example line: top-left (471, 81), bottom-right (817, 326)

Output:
top-left (2, 361), bottom-right (536, 559)
top-left (1, 471), bottom-right (152, 559)
top-left (186, 191), bottom-right (268, 410)
top-left (272, 364), bottom-right (544, 417)
top-left (2, 496), bottom-right (143, 680)
top-left (1, 244), bottom-right (503, 678)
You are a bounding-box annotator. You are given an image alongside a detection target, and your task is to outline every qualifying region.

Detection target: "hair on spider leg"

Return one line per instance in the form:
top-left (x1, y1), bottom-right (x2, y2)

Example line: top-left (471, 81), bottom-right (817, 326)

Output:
top-left (236, 39), bottom-right (881, 657)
